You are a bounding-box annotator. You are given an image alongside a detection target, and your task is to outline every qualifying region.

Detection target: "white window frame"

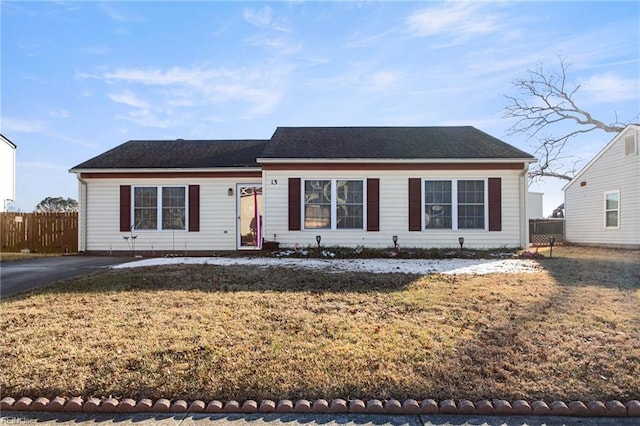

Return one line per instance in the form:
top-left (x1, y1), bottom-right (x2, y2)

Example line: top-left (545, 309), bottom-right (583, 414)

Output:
top-left (604, 190), bottom-right (620, 229)
top-left (423, 178), bottom-right (488, 231)
top-left (302, 179), bottom-right (366, 231)
top-left (132, 185), bottom-right (188, 231)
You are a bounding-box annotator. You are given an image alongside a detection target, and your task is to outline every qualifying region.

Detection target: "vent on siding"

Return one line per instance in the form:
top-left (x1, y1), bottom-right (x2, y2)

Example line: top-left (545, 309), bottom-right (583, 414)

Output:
top-left (624, 134), bottom-right (637, 156)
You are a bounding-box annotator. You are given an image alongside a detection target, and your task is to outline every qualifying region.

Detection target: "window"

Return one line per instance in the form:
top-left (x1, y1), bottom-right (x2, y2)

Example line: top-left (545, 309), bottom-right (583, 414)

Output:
top-left (425, 181), bottom-right (452, 229)
top-left (162, 187), bottom-right (186, 230)
top-left (457, 180), bottom-right (485, 229)
top-left (624, 134), bottom-right (637, 156)
top-left (304, 179), bottom-right (364, 229)
top-left (423, 179), bottom-right (486, 230)
top-left (604, 191), bottom-right (620, 228)
top-left (134, 187), bottom-right (158, 230)
top-left (133, 186), bottom-right (186, 230)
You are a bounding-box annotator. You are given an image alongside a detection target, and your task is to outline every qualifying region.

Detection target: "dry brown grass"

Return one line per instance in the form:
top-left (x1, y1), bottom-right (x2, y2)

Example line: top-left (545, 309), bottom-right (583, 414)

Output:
top-left (1, 246), bottom-right (638, 402)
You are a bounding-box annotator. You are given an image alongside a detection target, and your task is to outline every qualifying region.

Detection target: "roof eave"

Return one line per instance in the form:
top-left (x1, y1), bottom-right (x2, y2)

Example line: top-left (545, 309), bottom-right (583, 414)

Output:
top-left (69, 167), bottom-right (262, 174)
top-left (257, 157), bottom-right (535, 164)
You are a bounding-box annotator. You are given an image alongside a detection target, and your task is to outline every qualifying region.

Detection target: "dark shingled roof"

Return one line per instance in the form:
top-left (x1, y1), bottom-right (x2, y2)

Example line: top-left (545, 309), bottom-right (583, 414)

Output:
top-left (71, 140), bottom-right (268, 170)
top-left (260, 126), bottom-right (534, 160)
top-left (70, 127), bottom-right (534, 171)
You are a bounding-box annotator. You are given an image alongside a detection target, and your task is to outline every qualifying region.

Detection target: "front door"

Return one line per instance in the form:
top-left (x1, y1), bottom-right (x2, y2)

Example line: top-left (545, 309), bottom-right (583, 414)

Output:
top-left (237, 185), bottom-right (263, 250)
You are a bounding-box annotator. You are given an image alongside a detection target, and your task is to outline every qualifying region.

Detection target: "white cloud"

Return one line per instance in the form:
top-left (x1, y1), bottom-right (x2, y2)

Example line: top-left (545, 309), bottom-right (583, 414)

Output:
top-left (243, 6), bottom-right (289, 32)
top-left (306, 68), bottom-right (403, 94)
top-left (49, 109), bottom-right (70, 118)
top-left (94, 65), bottom-right (288, 119)
top-left (580, 73), bottom-right (640, 103)
top-left (17, 161), bottom-right (68, 172)
top-left (1, 117), bottom-right (45, 133)
top-left (81, 46), bottom-right (111, 55)
top-left (0, 117), bottom-right (96, 147)
top-left (407, 2), bottom-right (502, 40)
top-left (109, 91), bottom-right (151, 109)
top-left (99, 3), bottom-right (144, 23)
top-left (103, 67), bottom-right (229, 86)
top-left (245, 36), bottom-right (303, 55)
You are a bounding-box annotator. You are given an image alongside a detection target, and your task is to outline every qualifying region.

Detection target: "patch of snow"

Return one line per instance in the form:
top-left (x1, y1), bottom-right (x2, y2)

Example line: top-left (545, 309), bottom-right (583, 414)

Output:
top-left (112, 256), bottom-right (541, 275)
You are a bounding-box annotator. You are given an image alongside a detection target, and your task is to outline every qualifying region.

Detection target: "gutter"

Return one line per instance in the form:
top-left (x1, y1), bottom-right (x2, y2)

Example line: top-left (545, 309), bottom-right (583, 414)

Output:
top-left (74, 173), bottom-right (88, 253)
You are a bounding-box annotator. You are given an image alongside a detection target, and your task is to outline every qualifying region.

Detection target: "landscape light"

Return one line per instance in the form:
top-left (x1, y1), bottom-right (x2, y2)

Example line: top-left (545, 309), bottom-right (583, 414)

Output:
top-left (316, 235), bottom-right (321, 247)
top-left (392, 235), bottom-right (398, 248)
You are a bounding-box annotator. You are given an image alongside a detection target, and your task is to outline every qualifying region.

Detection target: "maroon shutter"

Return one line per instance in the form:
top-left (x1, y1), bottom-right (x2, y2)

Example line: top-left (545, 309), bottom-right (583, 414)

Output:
top-left (188, 185), bottom-right (200, 232)
top-left (120, 185), bottom-right (131, 232)
top-left (488, 177), bottom-right (502, 231)
top-left (366, 178), bottom-right (380, 231)
top-left (288, 178), bottom-right (301, 231)
top-left (408, 178), bottom-right (422, 231)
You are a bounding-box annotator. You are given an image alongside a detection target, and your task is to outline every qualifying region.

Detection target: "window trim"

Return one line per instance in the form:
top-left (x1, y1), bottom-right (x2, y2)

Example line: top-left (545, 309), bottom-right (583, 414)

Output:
top-left (131, 185), bottom-right (189, 231)
top-left (603, 190), bottom-right (620, 229)
top-left (302, 178), bottom-right (367, 231)
top-left (422, 178), bottom-right (488, 231)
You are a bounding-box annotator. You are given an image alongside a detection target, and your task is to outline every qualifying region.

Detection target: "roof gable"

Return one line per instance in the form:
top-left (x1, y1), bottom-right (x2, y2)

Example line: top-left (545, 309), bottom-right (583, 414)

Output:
top-left (563, 124), bottom-right (640, 191)
top-left (71, 139), bottom-right (268, 170)
top-left (1, 133), bottom-right (17, 149)
top-left (260, 126), bottom-right (534, 160)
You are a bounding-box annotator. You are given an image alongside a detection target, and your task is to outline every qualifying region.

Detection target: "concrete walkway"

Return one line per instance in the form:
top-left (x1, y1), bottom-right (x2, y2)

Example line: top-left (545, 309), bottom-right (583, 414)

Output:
top-left (2, 412), bottom-right (639, 426)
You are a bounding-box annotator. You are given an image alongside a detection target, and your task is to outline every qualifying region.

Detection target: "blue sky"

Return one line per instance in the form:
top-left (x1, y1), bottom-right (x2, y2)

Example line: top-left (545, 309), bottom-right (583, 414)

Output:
top-left (2, 1), bottom-right (638, 215)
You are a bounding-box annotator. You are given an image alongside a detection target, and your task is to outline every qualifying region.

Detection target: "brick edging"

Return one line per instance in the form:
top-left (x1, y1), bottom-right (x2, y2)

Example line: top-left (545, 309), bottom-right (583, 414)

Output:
top-left (1, 397), bottom-right (639, 417)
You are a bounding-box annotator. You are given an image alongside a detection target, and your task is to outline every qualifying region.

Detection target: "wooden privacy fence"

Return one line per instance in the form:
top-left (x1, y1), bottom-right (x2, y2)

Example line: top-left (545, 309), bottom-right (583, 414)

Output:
top-left (1, 212), bottom-right (78, 253)
top-left (529, 218), bottom-right (565, 245)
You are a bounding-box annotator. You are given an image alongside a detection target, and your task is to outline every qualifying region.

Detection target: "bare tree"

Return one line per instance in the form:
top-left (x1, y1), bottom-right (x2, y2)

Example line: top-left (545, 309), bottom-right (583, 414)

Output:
top-left (504, 56), bottom-right (628, 181)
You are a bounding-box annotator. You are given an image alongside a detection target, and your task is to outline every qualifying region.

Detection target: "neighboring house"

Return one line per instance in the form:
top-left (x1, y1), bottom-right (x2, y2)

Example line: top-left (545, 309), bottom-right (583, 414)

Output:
top-left (69, 126), bottom-right (535, 254)
top-left (563, 124), bottom-right (640, 249)
top-left (0, 134), bottom-right (17, 212)
top-left (527, 192), bottom-right (544, 219)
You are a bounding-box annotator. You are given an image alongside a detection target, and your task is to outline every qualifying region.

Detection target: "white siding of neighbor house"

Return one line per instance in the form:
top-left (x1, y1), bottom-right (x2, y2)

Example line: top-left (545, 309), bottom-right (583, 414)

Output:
top-left (82, 176), bottom-right (260, 252)
top-left (528, 192), bottom-right (544, 219)
top-left (564, 126), bottom-right (640, 248)
top-left (263, 167), bottom-right (528, 249)
top-left (0, 137), bottom-right (17, 211)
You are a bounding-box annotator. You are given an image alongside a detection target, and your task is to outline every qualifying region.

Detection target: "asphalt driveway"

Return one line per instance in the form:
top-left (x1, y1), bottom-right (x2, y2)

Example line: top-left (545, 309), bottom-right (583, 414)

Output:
top-left (0, 256), bottom-right (132, 298)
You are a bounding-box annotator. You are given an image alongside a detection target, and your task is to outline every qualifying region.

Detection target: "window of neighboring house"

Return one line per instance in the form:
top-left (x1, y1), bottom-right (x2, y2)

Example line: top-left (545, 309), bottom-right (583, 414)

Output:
top-left (424, 179), bottom-right (486, 230)
top-left (304, 179), bottom-right (364, 230)
top-left (604, 190), bottom-right (620, 228)
top-left (133, 186), bottom-right (186, 230)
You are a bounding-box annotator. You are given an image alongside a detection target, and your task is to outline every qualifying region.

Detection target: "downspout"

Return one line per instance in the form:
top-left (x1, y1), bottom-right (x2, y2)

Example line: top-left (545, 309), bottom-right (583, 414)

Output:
top-left (520, 163), bottom-right (530, 248)
top-left (75, 173), bottom-right (88, 253)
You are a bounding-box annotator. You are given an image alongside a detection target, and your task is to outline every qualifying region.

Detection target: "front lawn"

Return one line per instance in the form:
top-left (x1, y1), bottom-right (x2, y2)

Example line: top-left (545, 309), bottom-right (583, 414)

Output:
top-left (1, 246), bottom-right (638, 402)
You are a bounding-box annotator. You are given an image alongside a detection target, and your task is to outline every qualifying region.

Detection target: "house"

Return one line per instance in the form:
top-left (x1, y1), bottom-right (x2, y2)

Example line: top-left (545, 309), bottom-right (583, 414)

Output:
top-left (0, 134), bottom-right (17, 212)
top-left (69, 126), bottom-right (535, 254)
top-left (563, 124), bottom-right (640, 249)
top-left (527, 192), bottom-right (544, 219)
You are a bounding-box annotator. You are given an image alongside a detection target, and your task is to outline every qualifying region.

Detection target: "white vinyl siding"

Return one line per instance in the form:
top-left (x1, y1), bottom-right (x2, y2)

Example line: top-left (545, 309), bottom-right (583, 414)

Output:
top-left (83, 176), bottom-right (259, 252)
top-left (565, 127), bottom-right (640, 248)
top-left (263, 167), bottom-right (526, 249)
top-left (0, 137), bottom-right (16, 211)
